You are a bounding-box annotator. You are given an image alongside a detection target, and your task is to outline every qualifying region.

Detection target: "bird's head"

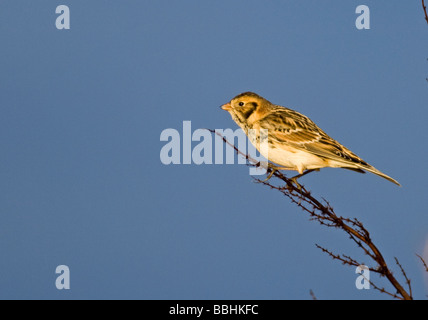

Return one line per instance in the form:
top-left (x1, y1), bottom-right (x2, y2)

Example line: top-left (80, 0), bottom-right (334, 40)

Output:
top-left (220, 92), bottom-right (268, 128)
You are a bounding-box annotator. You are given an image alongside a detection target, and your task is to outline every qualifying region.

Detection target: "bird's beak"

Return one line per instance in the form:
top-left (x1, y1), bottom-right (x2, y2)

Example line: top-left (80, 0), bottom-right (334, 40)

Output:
top-left (220, 102), bottom-right (232, 111)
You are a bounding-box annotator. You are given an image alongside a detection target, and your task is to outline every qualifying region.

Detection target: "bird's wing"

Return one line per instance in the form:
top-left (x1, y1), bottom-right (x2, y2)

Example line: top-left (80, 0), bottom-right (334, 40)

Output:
top-left (258, 108), bottom-right (369, 167)
top-left (254, 107), bottom-right (400, 186)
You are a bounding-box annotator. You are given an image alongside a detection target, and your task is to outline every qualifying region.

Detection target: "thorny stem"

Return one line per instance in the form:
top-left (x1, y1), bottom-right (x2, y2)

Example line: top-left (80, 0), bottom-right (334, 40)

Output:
top-left (261, 172), bottom-right (412, 300)
top-left (416, 254), bottom-right (428, 272)
top-left (210, 129), bottom-right (413, 300)
top-left (423, 0), bottom-right (428, 25)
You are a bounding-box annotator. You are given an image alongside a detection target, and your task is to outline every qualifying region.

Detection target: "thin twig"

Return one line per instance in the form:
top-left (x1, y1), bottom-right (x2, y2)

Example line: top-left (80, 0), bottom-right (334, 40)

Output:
top-left (416, 254), bottom-right (428, 272)
top-left (394, 257), bottom-right (412, 299)
top-left (206, 129), bottom-right (254, 163)
top-left (423, 0), bottom-right (428, 25)
top-left (363, 275), bottom-right (404, 300)
top-left (315, 244), bottom-right (365, 269)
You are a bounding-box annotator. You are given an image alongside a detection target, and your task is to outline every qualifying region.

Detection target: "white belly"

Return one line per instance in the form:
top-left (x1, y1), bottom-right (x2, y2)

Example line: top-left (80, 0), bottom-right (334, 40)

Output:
top-left (246, 129), bottom-right (328, 173)
top-left (265, 146), bottom-right (327, 173)
top-left (248, 137), bottom-right (326, 173)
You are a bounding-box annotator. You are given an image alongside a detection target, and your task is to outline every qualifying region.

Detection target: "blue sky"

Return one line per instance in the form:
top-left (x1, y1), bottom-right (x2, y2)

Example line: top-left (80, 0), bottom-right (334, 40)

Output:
top-left (0, 1), bottom-right (427, 299)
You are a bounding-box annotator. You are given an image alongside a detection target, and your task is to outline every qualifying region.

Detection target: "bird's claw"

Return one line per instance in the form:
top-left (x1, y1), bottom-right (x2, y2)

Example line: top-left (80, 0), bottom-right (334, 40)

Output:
top-left (262, 169), bottom-right (276, 182)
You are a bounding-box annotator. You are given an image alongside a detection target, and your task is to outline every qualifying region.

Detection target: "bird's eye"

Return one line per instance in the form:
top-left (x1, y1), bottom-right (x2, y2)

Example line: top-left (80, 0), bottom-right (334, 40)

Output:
top-left (239, 102), bottom-right (244, 106)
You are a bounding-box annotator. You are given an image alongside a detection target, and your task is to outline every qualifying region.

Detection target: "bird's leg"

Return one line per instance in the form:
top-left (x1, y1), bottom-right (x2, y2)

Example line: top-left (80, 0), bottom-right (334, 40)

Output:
top-left (261, 164), bottom-right (293, 182)
top-left (264, 170), bottom-right (277, 182)
top-left (289, 169), bottom-right (319, 188)
top-left (290, 169), bottom-right (318, 180)
top-left (259, 165), bottom-right (318, 184)
top-left (262, 164), bottom-right (277, 182)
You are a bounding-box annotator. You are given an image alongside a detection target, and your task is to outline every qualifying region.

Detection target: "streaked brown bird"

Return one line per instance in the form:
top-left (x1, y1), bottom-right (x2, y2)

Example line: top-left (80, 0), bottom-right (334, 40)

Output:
top-left (221, 92), bottom-right (400, 186)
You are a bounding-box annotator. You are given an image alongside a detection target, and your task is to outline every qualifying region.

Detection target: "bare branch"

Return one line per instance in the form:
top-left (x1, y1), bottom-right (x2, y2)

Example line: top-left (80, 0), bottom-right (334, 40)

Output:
top-left (315, 244), bottom-right (363, 269)
top-left (423, 0), bottom-right (428, 25)
top-left (394, 257), bottom-right (412, 299)
top-left (416, 254), bottom-right (428, 272)
top-left (364, 275), bottom-right (404, 300)
top-left (210, 129), bottom-right (413, 300)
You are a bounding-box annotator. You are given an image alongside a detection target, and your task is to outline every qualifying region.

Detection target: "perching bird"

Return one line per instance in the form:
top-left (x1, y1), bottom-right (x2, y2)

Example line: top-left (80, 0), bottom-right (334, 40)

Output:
top-left (220, 92), bottom-right (400, 186)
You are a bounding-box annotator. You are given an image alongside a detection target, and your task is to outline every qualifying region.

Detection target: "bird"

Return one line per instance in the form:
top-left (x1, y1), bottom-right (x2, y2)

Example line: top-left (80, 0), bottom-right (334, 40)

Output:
top-left (220, 92), bottom-right (400, 186)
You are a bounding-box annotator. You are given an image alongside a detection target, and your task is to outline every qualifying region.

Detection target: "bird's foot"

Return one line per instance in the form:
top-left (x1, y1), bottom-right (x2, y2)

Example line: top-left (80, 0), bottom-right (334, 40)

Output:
top-left (288, 169), bottom-right (319, 190)
top-left (289, 176), bottom-right (303, 190)
top-left (262, 168), bottom-right (277, 182)
top-left (257, 163), bottom-right (280, 183)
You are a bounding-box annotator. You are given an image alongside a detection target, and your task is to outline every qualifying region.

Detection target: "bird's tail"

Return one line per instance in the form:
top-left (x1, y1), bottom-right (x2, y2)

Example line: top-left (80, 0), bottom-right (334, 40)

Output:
top-left (360, 165), bottom-right (401, 186)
